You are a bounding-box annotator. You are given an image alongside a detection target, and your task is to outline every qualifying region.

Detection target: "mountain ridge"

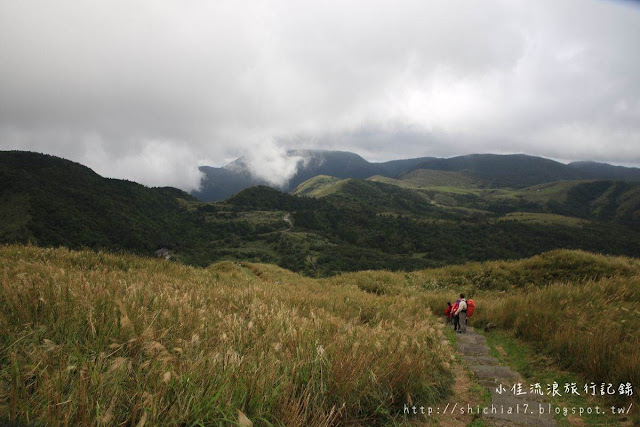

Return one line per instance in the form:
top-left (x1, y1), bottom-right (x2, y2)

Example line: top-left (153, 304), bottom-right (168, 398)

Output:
top-left (193, 150), bottom-right (640, 201)
top-left (193, 149), bottom-right (437, 201)
top-left (3, 150), bottom-right (640, 276)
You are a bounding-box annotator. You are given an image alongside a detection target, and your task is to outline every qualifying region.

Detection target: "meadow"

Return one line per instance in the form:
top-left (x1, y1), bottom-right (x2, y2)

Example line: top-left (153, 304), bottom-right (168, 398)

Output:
top-left (416, 251), bottom-right (640, 423)
top-left (0, 245), bottom-right (452, 426)
top-left (1, 245), bottom-right (638, 426)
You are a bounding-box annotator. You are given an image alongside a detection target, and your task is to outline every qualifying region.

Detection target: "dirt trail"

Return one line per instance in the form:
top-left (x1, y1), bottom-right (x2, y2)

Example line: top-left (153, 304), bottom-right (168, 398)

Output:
top-left (283, 214), bottom-right (293, 231)
top-left (456, 326), bottom-right (557, 427)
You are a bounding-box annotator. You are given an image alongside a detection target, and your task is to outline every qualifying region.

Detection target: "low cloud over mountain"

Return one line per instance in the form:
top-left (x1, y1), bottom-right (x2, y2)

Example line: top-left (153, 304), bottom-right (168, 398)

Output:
top-left (1, 1), bottom-right (640, 191)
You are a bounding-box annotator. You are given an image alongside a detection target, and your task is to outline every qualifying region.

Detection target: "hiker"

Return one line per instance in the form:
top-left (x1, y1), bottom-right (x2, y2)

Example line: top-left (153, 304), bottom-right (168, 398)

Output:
top-left (445, 302), bottom-right (453, 325)
top-left (452, 298), bottom-right (460, 331)
top-left (454, 293), bottom-right (468, 333)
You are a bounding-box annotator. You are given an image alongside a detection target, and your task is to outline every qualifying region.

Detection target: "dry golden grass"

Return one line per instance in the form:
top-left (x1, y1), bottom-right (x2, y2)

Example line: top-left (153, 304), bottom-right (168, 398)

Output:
top-left (0, 245), bottom-right (452, 426)
top-left (409, 249), bottom-right (640, 292)
top-left (414, 252), bottom-right (640, 408)
top-left (470, 275), bottom-right (640, 396)
top-left (2, 245), bottom-right (638, 426)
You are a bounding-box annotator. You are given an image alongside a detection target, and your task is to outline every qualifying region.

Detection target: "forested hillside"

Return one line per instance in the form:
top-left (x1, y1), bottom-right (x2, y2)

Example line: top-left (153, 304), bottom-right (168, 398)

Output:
top-left (2, 150), bottom-right (640, 276)
top-left (0, 151), bottom-right (222, 253)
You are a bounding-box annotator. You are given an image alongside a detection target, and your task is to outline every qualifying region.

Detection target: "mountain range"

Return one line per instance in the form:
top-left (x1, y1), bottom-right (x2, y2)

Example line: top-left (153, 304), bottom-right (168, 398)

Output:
top-left (193, 150), bottom-right (640, 201)
top-left (2, 149), bottom-right (640, 276)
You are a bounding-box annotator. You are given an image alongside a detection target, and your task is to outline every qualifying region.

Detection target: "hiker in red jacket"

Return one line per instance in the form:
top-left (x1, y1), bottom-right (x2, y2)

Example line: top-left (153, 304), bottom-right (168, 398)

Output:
top-left (445, 302), bottom-right (453, 325)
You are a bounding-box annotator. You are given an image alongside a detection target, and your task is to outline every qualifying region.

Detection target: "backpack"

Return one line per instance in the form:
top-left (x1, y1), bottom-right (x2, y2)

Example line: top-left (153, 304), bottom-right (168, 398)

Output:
top-left (466, 299), bottom-right (476, 317)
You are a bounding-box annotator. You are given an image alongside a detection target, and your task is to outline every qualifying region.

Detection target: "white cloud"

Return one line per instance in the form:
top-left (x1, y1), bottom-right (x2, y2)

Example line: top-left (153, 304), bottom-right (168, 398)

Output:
top-left (86, 139), bottom-right (204, 192)
top-left (241, 139), bottom-right (303, 188)
top-left (1, 0), bottom-right (639, 186)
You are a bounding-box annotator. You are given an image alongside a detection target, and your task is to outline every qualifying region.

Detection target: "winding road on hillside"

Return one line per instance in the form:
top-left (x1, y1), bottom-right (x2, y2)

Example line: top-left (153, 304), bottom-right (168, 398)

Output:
top-left (456, 327), bottom-right (557, 427)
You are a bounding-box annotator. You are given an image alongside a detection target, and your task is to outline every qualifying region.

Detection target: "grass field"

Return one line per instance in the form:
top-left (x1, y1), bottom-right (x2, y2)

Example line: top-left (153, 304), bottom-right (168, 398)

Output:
top-left (470, 274), bottom-right (640, 395)
top-left (498, 212), bottom-right (589, 227)
top-left (291, 176), bottom-right (344, 198)
top-left (0, 245), bottom-right (452, 426)
top-left (514, 181), bottom-right (590, 203)
top-left (482, 331), bottom-right (635, 426)
top-left (1, 246), bottom-right (638, 426)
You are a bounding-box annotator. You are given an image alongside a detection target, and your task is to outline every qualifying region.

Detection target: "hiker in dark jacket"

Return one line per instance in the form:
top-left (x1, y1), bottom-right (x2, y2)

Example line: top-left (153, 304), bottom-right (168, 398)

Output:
top-left (454, 293), bottom-right (468, 333)
top-left (452, 299), bottom-right (461, 331)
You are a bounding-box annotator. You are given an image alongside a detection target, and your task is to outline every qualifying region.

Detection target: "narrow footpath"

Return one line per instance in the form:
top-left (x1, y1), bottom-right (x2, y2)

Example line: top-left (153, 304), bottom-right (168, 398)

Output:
top-left (456, 326), bottom-right (558, 427)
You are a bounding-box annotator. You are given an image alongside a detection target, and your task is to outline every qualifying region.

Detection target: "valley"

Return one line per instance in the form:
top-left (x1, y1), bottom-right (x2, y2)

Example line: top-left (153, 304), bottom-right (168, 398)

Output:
top-left (2, 150), bottom-right (640, 277)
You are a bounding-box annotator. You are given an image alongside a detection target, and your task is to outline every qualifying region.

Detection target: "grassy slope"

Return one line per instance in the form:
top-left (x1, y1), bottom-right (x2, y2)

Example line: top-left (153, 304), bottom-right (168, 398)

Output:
top-left (408, 154), bottom-right (583, 188)
top-left (366, 171), bottom-right (640, 225)
top-left (369, 169), bottom-right (480, 188)
top-left (398, 169), bottom-right (485, 187)
top-left (291, 175), bottom-right (344, 197)
top-left (0, 245), bottom-right (452, 426)
top-left (413, 251), bottom-right (640, 423)
top-left (470, 275), bottom-right (640, 391)
top-left (513, 181), bottom-right (588, 203)
top-left (481, 332), bottom-right (635, 426)
top-left (368, 170), bottom-right (497, 198)
top-left (498, 212), bottom-right (589, 227)
top-left (336, 250), bottom-right (640, 403)
top-left (513, 180), bottom-right (640, 223)
top-left (292, 176), bottom-right (435, 208)
top-left (1, 246), bottom-right (638, 425)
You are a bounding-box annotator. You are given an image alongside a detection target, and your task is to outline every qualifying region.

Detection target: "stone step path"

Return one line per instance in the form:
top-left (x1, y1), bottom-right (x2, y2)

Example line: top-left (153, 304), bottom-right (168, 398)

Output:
top-left (455, 326), bottom-right (557, 427)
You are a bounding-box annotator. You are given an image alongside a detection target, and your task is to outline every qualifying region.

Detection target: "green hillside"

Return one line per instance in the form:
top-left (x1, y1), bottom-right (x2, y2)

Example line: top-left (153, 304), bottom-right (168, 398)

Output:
top-left (0, 151), bottom-right (205, 251)
top-left (409, 154), bottom-right (583, 187)
top-left (293, 177), bottom-right (437, 213)
top-left (323, 179), bottom-right (434, 210)
top-left (290, 174), bottom-right (343, 197)
top-left (195, 150), bottom-right (434, 201)
top-left (368, 169), bottom-right (486, 193)
top-left (514, 180), bottom-right (640, 223)
top-left (194, 151), bottom-right (640, 201)
top-left (368, 169), bottom-right (513, 202)
top-left (3, 151), bottom-right (640, 278)
top-left (365, 170), bottom-right (640, 225)
top-left (514, 180), bottom-right (587, 203)
top-left (398, 168), bottom-right (487, 188)
top-left (498, 212), bottom-right (588, 227)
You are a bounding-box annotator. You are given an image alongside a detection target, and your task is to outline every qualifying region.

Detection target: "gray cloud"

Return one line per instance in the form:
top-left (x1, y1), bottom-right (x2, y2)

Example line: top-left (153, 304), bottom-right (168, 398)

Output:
top-left (1, 0), bottom-right (640, 190)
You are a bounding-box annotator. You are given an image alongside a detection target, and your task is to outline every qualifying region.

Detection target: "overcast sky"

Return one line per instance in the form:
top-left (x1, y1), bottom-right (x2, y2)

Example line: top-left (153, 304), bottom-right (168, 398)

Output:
top-left (1, 0), bottom-right (640, 190)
